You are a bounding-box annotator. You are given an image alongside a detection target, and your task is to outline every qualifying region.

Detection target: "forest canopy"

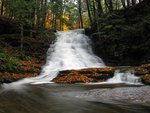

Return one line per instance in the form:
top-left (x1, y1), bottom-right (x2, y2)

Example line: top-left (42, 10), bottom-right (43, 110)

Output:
top-left (0, 0), bottom-right (144, 31)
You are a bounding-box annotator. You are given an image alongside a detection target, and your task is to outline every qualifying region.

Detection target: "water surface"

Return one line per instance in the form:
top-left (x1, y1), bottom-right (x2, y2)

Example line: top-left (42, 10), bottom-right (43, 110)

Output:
top-left (0, 84), bottom-right (149, 113)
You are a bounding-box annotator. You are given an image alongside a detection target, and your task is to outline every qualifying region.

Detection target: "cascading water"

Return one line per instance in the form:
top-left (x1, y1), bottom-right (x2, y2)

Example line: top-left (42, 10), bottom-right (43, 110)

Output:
top-left (2, 29), bottom-right (142, 90)
top-left (39, 29), bottom-right (105, 81)
top-left (2, 29), bottom-right (105, 89)
top-left (106, 70), bottom-right (142, 85)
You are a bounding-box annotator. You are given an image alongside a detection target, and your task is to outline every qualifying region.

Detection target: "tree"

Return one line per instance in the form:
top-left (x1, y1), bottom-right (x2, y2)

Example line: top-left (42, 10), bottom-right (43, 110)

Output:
top-left (86, 0), bottom-right (93, 24)
top-left (6, 0), bottom-right (37, 52)
top-left (97, 0), bottom-right (103, 17)
top-left (105, 0), bottom-right (113, 11)
top-left (132, 0), bottom-right (137, 5)
top-left (78, 0), bottom-right (83, 28)
top-left (0, 0), bottom-right (4, 16)
top-left (127, 0), bottom-right (131, 7)
top-left (121, 0), bottom-right (126, 9)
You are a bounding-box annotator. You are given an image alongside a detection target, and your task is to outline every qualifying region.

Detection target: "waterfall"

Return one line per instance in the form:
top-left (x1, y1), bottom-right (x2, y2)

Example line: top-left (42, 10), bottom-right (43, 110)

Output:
top-left (106, 70), bottom-right (142, 85)
top-left (2, 29), bottom-right (105, 88)
top-left (39, 29), bottom-right (105, 82)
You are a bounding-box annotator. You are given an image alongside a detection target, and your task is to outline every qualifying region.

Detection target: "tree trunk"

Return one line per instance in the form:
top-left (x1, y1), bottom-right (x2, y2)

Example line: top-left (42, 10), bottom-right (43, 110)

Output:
top-left (121, 0), bottom-right (126, 8)
top-left (127, 0), bottom-right (130, 7)
top-left (40, 0), bottom-right (44, 28)
top-left (97, 0), bottom-right (103, 17)
top-left (116, 0), bottom-right (120, 9)
top-left (1, 0), bottom-right (4, 16)
top-left (52, 13), bottom-right (55, 30)
top-left (131, 0), bottom-right (136, 5)
top-left (30, 24), bottom-right (33, 38)
top-left (78, 0), bottom-right (83, 28)
top-left (108, 0), bottom-right (113, 11)
top-left (92, 0), bottom-right (96, 18)
top-left (104, 0), bottom-right (108, 12)
top-left (139, 0), bottom-right (142, 2)
top-left (4, 0), bottom-right (8, 16)
top-left (20, 23), bottom-right (24, 52)
top-left (86, 0), bottom-right (93, 24)
top-left (43, 0), bottom-right (47, 28)
top-left (36, 0), bottom-right (41, 29)
top-left (104, 0), bottom-right (113, 12)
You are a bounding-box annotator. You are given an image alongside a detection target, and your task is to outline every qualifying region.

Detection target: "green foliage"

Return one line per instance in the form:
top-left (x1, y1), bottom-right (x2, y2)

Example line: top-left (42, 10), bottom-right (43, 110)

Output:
top-left (8, 0), bottom-right (36, 24)
top-left (91, 5), bottom-right (150, 65)
top-left (37, 29), bottom-right (55, 40)
top-left (0, 52), bottom-right (22, 72)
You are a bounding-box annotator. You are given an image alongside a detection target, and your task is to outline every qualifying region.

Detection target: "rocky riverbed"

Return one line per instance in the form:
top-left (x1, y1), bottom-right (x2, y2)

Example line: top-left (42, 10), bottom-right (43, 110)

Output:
top-left (76, 86), bottom-right (150, 106)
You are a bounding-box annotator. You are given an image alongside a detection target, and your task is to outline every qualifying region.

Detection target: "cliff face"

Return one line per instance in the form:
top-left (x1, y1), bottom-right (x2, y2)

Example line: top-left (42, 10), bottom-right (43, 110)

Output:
top-left (90, 1), bottom-right (150, 66)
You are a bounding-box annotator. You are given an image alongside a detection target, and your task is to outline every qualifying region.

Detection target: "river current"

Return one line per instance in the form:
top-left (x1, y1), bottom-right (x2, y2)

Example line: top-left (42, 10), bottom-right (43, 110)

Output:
top-left (0, 29), bottom-right (149, 113)
top-left (0, 84), bottom-right (150, 113)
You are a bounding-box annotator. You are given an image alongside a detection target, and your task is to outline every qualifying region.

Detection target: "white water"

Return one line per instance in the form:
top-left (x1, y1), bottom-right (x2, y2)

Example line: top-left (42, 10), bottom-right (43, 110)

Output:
top-left (88, 70), bottom-right (142, 85)
top-left (2, 29), bottom-right (142, 90)
top-left (106, 70), bottom-right (142, 85)
top-left (2, 29), bottom-right (105, 89)
top-left (39, 29), bottom-right (105, 81)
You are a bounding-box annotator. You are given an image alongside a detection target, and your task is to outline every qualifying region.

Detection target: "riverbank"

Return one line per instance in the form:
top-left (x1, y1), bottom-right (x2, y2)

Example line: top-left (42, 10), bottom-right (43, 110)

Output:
top-left (0, 34), bottom-right (54, 83)
top-left (0, 58), bottom-right (42, 83)
top-left (0, 17), bottom-right (55, 83)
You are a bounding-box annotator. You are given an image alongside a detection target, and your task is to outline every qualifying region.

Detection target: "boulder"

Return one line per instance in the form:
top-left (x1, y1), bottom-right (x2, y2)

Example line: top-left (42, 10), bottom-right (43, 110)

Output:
top-left (52, 67), bottom-right (115, 83)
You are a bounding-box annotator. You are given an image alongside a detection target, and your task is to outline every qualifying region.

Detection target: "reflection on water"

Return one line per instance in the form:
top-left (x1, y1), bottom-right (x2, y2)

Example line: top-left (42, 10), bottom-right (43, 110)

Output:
top-left (0, 84), bottom-right (150, 113)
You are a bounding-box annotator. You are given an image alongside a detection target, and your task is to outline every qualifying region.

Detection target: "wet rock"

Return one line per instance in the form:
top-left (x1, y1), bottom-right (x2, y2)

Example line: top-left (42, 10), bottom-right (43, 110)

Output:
top-left (133, 64), bottom-right (150, 85)
top-left (141, 74), bottom-right (150, 85)
top-left (52, 67), bottom-right (115, 83)
top-left (53, 64), bottom-right (150, 84)
top-left (131, 67), bottom-right (149, 75)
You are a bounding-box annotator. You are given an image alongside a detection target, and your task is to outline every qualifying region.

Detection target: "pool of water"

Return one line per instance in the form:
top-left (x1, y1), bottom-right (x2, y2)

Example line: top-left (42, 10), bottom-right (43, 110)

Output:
top-left (0, 84), bottom-right (149, 113)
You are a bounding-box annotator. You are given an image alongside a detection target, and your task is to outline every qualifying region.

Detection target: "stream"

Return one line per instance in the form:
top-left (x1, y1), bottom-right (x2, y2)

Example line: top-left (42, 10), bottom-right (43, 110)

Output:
top-left (0, 29), bottom-right (149, 113)
top-left (0, 84), bottom-right (150, 113)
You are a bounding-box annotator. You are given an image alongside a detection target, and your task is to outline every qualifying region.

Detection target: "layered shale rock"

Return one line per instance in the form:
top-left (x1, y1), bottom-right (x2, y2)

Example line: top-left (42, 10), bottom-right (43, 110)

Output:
top-left (52, 64), bottom-right (150, 84)
top-left (52, 67), bottom-right (114, 83)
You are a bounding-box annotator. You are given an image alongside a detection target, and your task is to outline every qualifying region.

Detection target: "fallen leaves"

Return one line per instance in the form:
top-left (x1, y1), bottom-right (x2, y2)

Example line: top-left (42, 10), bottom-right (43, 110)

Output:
top-left (53, 67), bottom-right (114, 83)
top-left (53, 64), bottom-right (150, 84)
top-left (0, 58), bottom-right (42, 83)
top-left (1, 61), bottom-right (150, 84)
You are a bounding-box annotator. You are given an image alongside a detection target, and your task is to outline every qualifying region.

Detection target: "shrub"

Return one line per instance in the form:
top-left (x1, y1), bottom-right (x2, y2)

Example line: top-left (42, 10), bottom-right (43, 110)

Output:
top-left (0, 52), bottom-right (22, 72)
